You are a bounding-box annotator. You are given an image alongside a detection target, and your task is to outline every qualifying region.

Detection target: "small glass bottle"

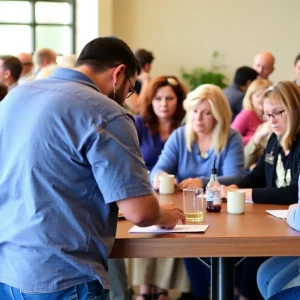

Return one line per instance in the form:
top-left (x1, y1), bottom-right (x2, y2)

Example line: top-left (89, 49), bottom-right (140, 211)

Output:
top-left (206, 159), bottom-right (221, 212)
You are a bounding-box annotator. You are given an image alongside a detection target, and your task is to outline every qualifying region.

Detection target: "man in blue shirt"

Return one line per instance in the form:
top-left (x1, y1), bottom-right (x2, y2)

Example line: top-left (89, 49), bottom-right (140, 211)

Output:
top-left (0, 36), bottom-right (185, 300)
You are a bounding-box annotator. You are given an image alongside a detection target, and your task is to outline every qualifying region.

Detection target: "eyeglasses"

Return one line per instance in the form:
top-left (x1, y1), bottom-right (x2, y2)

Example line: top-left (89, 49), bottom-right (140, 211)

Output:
top-left (22, 62), bottom-right (33, 66)
top-left (262, 109), bottom-right (285, 121)
top-left (124, 70), bottom-right (136, 98)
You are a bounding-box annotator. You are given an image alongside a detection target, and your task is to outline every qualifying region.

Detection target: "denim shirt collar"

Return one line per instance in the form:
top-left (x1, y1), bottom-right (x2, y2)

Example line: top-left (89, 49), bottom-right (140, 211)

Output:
top-left (50, 67), bottom-right (101, 93)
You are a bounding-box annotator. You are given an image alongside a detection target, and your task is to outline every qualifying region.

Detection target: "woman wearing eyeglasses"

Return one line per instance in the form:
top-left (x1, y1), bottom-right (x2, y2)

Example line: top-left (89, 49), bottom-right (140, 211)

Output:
top-left (223, 81), bottom-right (300, 205)
top-left (132, 76), bottom-right (189, 300)
top-left (222, 81), bottom-right (300, 300)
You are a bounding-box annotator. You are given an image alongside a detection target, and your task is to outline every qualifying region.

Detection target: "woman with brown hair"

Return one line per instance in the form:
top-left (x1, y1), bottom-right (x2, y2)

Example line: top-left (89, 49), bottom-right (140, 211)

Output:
top-left (135, 75), bottom-right (186, 171)
top-left (133, 75), bottom-right (189, 300)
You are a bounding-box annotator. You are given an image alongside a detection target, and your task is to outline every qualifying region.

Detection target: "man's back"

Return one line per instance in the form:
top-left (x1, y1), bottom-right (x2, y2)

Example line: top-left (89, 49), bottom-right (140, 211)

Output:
top-left (0, 68), bottom-right (151, 292)
top-left (223, 83), bottom-right (245, 121)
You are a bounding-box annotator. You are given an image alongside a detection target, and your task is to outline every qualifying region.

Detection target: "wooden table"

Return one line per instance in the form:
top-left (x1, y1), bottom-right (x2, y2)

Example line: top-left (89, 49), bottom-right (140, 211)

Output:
top-left (110, 192), bottom-right (300, 299)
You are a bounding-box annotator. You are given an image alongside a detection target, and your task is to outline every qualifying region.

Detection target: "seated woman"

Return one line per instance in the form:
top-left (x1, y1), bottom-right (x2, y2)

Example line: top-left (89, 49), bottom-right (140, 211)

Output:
top-left (232, 79), bottom-right (271, 145)
top-left (223, 81), bottom-right (300, 205)
top-left (151, 83), bottom-right (244, 190)
top-left (257, 176), bottom-right (300, 300)
top-left (223, 81), bottom-right (300, 300)
top-left (151, 84), bottom-right (244, 300)
top-left (135, 76), bottom-right (186, 171)
top-left (132, 76), bottom-right (189, 300)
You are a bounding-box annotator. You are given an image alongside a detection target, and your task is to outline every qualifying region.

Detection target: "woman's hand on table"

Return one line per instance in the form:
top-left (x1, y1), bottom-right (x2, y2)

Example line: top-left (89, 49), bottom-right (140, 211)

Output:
top-left (243, 189), bottom-right (253, 202)
top-left (156, 202), bottom-right (186, 229)
top-left (220, 184), bottom-right (238, 199)
top-left (221, 185), bottom-right (253, 202)
top-left (177, 178), bottom-right (203, 190)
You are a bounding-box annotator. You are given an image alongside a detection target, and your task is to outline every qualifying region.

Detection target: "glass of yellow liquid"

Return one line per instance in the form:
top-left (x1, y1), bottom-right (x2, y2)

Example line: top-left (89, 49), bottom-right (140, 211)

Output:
top-left (183, 188), bottom-right (204, 222)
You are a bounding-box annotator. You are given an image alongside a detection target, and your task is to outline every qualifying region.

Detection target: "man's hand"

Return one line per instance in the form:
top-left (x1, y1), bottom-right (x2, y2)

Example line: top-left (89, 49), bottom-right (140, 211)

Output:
top-left (156, 202), bottom-right (186, 229)
top-left (177, 178), bottom-right (203, 190)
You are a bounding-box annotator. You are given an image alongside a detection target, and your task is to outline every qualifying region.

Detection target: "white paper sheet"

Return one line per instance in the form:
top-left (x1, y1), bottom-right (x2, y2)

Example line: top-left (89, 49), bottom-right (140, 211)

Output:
top-left (129, 224), bottom-right (209, 234)
top-left (266, 210), bottom-right (288, 219)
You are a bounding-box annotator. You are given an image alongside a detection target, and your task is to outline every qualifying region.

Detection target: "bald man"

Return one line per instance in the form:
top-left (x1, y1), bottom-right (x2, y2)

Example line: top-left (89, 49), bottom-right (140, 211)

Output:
top-left (252, 51), bottom-right (275, 79)
top-left (18, 53), bottom-right (35, 84)
top-left (33, 48), bottom-right (57, 74)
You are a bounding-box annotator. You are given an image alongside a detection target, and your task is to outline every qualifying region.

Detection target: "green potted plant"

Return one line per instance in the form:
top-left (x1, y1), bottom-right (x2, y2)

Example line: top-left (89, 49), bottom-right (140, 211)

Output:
top-left (181, 51), bottom-right (228, 90)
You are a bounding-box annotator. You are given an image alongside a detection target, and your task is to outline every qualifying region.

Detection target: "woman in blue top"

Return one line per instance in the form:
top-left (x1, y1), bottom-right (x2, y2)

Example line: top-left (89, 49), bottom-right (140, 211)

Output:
top-left (135, 75), bottom-right (186, 171)
top-left (133, 76), bottom-right (188, 300)
top-left (151, 83), bottom-right (244, 190)
top-left (150, 84), bottom-right (244, 300)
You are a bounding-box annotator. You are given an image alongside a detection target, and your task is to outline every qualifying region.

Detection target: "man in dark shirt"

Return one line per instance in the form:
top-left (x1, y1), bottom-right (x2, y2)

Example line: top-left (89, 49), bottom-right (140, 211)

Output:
top-left (223, 66), bottom-right (258, 121)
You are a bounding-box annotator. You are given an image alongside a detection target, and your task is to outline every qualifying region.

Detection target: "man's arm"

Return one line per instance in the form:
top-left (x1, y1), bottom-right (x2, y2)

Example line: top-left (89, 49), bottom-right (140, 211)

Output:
top-left (117, 194), bottom-right (185, 228)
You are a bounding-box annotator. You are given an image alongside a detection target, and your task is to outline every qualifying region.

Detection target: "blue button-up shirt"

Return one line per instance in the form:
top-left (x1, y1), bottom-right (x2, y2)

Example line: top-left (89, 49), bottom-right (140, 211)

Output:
top-left (0, 68), bottom-right (152, 292)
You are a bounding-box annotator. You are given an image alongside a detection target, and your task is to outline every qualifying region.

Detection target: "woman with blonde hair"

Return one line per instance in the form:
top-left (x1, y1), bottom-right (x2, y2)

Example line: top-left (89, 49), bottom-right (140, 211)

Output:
top-left (232, 79), bottom-right (272, 145)
top-left (224, 81), bottom-right (300, 204)
top-left (150, 84), bottom-right (244, 300)
top-left (151, 84), bottom-right (244, 191)
top-left (222, 81), bottom-right (300, 300)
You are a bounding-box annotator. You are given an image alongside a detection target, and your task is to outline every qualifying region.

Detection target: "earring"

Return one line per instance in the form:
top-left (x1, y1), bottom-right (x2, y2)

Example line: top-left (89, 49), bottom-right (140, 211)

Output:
top-left (113, 85), bottom-right (116, 100)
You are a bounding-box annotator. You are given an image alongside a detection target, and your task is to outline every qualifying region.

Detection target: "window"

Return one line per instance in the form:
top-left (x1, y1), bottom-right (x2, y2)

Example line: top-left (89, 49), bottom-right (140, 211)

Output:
top-left (0, 0), bottom-right (76, 55)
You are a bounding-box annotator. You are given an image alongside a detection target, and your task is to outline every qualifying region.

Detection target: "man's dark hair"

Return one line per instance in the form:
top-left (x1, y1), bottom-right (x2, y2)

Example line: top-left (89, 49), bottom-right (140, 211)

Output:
top-left (75, 36), bottom-right (141, 77)
top-left (233, 66), bottom-right (258, 86)
top-left (0, 55), bottom-right (22, 82)
top-left (134, 49), bottom-right (154, 69)
top-left (0, 82), bottom-right (8, 101)
top-left (294, 54), bottom-right (300, 65)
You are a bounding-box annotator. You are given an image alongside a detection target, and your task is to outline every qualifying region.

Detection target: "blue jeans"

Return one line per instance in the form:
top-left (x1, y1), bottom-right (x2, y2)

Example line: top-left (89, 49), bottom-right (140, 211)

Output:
top-left (183, 258), bottom-right (210, 298)
top-left (0, 280), bottom-right (109, 300)
top-left (257, 256), bottom-right (299, 299)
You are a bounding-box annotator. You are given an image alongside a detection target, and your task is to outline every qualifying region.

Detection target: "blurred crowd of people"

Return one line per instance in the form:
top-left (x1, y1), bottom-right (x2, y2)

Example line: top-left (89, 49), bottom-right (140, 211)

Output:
top-left (1, 42), bottom-right (300, 300)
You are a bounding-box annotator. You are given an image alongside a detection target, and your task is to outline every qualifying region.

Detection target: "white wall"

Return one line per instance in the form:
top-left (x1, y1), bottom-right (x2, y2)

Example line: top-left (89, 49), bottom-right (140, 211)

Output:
top-left (76, 0), bottom-right (99, 54)
top-left (76, 0), bottom-right (114, 55)
top-left (112, 0), bottom-right (300, 84)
